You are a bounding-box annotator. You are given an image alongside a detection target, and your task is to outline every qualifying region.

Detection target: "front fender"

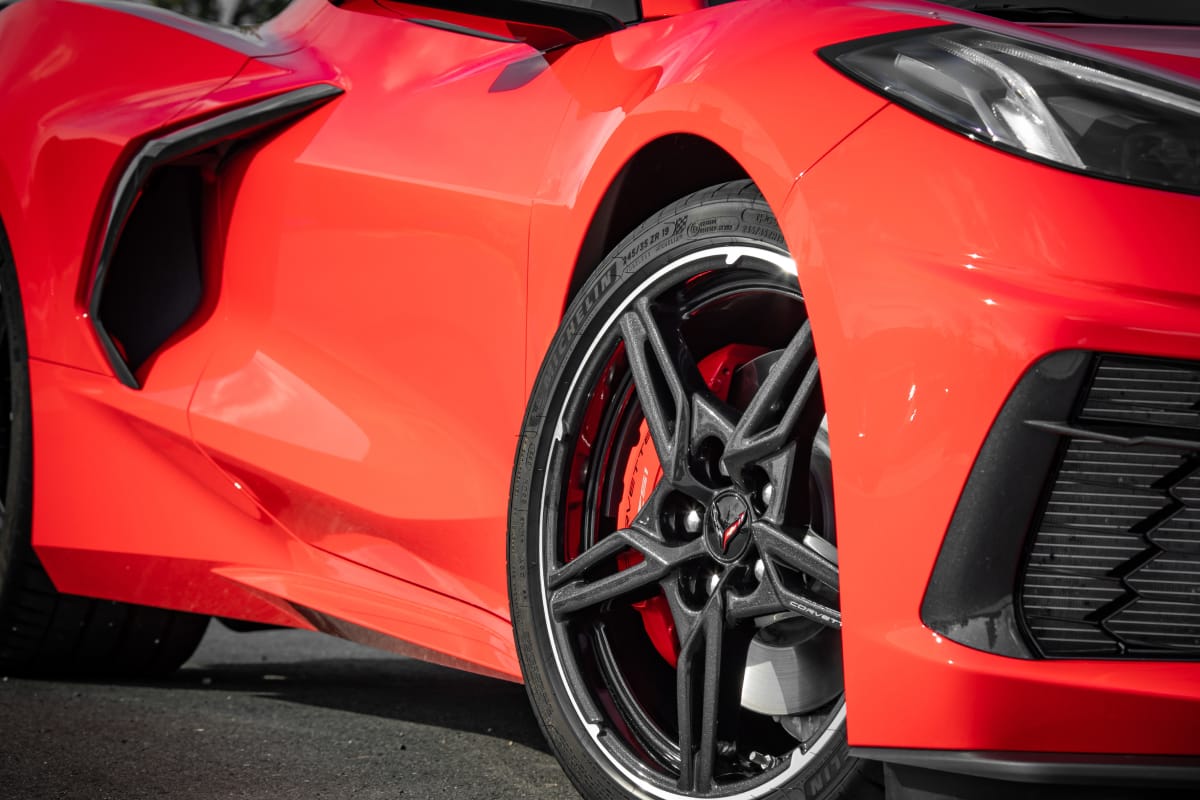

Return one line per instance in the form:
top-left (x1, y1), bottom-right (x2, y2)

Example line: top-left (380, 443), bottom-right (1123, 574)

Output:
top-left (524, 0), bottom-right (919, 391)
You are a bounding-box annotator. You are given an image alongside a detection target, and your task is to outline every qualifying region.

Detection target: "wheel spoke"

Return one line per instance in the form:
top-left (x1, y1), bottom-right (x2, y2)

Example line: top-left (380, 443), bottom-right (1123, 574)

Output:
top-left (661, 573), bottom-right (702, 644)
top-left (755, 442), bottom-right (799, 525)
top-left (723, 321), bottom-right (820, 479)
top-left (691, 391), bottom-right (737, 448)
top-left (727, 542), bottom-right (841, 630)
top-left (675, 580), bottom-right (727, 793)
top-left (754, 521), bottom-right (839, 590)
top-left (549, 530), bottom-right (706, 619)
top-left (619, 298), bottom-right (691, 479)
top-left (620, 297), bottom-right (739, 490)
top-left (727, 577), bottom-right (841, 629)
top-left (695, 596), bottom-right (724, 794)
top-left (620, 300), bottom-right (739, 507)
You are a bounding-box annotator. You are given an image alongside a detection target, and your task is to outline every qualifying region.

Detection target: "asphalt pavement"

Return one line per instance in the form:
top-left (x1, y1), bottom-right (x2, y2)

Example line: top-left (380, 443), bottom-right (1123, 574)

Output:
top-left (0, 622), bottom-right (581, 800)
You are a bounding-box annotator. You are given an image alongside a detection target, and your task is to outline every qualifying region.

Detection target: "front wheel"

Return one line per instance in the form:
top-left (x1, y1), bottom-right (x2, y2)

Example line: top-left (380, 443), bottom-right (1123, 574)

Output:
top-left (510, 182), bottom-right (875, 800)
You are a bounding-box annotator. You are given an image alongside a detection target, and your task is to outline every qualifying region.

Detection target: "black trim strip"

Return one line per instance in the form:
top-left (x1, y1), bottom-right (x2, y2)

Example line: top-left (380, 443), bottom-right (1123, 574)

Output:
top-left (397, 0), bottom-right (628, 41)
top-left (1025, 419), bottom-right (1200, 451)
top-left (407, 17), bottom-right (522, 42)
top-left (89, 83), bottom-right (343, 389)
top-left (854, 747), bottom-right (1200, 787)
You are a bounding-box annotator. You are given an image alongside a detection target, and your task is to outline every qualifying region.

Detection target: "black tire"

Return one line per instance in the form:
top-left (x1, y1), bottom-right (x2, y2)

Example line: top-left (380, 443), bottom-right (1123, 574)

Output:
top-left (510, 182), bottom-right (878, 800)
top-left (0, 222), bottom-right (208, 678)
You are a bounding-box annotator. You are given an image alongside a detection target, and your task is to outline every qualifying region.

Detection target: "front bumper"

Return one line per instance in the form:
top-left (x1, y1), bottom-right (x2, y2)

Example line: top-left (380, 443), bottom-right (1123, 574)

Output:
top-left (781, 103), bottom-right (1200, 757)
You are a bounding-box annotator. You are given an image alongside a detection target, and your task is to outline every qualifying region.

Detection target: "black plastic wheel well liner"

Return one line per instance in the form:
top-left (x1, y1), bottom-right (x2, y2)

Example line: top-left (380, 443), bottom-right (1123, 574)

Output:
top-left (88, 83), bottom-right (343, 389)
top-left (567, 135), bottom-right (749, 311)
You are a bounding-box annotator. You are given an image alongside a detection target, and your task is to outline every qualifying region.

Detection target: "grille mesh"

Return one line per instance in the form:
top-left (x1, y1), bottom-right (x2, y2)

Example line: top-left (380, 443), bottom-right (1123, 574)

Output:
top-left (1019, 356), bottom-right (1200, 657)
top-left (1083, 360), bottom-right (1200, 430)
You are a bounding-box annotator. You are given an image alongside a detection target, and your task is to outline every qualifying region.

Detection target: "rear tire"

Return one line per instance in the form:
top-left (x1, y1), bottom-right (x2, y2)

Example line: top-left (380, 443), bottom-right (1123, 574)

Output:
top-left (0, 222), bottom-right (208, 678)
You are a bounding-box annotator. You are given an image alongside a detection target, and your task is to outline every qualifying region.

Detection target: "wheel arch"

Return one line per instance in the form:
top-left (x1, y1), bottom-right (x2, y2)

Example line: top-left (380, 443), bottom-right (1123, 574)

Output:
top-left (0, 165), bottom-right (39, 353)
top-left (562, 133), bottom-right (751, 310)
top-left (0, 166), bottom-right (19, 267)
top-left (525, 112), bottom-right (803, 398)
top-left (522, 33), bottom-right (876, 397)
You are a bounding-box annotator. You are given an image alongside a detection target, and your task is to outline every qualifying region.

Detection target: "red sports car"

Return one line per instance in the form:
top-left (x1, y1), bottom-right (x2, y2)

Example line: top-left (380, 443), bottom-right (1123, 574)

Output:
top-left (0, 0), bottom-right (1197, 797)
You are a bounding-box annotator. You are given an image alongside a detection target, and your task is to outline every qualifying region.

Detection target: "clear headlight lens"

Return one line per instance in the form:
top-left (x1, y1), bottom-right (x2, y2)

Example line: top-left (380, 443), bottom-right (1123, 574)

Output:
top-left (823, 27), bottom-right (1200, 194)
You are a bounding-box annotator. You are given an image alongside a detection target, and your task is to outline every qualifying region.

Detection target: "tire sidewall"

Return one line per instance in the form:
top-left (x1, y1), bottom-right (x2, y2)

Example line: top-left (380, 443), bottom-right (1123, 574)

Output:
top-left (0, 224), bottom-right (32, 613)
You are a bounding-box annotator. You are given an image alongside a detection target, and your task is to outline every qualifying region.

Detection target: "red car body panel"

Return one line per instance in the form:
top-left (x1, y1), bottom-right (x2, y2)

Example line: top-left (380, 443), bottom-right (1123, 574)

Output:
top-left (2, 0), bottom-right (1199, 761)
top-left (787, 104), bottom-right (1200, 753)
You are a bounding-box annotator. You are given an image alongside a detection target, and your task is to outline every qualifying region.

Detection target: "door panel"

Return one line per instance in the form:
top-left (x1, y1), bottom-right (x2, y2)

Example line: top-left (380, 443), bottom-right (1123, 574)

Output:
top-left (188, 7), bottom-right (589, 618)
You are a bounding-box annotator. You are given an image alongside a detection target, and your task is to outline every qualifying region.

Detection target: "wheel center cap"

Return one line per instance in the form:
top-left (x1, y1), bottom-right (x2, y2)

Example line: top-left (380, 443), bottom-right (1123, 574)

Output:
top-left (705, 490), bottom-right (753, 563)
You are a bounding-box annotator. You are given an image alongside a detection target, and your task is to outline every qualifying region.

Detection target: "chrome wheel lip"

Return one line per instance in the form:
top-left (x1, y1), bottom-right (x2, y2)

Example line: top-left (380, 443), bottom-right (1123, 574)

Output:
top-left (536, 244), bottom-right (843, 799)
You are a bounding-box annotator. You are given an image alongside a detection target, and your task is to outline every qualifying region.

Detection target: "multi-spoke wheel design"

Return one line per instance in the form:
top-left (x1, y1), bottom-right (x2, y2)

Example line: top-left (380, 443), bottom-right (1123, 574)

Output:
top-left (511, 183), bottom-right (872, 800)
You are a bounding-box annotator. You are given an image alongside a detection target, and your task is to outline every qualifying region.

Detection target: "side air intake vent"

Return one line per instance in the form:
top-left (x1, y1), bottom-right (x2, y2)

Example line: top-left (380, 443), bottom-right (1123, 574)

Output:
top-left (1020, 356), bottom-right (1200, 658)
top-left (90, 83), bottom-right (342, 388)
top-left (98, 165), bottom-right (204, 376)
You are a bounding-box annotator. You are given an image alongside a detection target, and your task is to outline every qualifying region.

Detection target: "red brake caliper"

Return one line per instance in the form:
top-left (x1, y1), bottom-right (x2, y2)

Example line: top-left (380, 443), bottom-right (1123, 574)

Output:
top-left (615, 344), bottom-right (767, 668)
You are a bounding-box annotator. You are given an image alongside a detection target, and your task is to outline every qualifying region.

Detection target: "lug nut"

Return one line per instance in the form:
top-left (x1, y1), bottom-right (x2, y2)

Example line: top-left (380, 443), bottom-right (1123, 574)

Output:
top-left (753, 559), bottom-right (765, 582)
top-left (705, 571), bottom-right (721, 596)
top-left (683, 507), bottom-right (703, 535)
top-left (761, 482), bottom-right (774, 508)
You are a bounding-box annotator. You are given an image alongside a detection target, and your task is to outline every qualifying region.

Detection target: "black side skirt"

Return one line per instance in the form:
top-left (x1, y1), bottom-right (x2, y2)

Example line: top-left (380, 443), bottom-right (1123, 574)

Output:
top-left (854, 747), bottom-right (1200, 788)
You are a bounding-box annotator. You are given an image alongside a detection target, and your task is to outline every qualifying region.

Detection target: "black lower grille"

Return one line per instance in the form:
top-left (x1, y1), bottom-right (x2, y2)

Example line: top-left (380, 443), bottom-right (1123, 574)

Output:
top-left (1019, 355), bottom-right (1200, 658)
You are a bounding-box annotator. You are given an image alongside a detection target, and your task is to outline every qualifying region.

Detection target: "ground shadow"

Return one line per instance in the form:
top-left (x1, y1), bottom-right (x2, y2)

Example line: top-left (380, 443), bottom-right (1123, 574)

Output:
top-left (166, 654), bottom-right (552, 754)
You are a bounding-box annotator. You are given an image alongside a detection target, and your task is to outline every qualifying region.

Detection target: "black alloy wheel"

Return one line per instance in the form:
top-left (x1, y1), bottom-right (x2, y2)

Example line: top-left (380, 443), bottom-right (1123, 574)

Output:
top-left (510, 182), bottom-right (875, 800)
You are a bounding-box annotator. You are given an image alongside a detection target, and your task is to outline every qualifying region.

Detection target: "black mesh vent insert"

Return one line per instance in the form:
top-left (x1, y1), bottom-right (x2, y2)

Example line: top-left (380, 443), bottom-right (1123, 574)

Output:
top-left (1084, 359), bottom-right (1200, 431)
top-left (1019, 356), bottom-right (1200, 658)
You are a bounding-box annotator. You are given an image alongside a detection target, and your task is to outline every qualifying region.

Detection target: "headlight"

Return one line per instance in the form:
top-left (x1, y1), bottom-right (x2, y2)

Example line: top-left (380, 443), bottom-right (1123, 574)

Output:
top-left (822, 27), bottom-right (1200, 194)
